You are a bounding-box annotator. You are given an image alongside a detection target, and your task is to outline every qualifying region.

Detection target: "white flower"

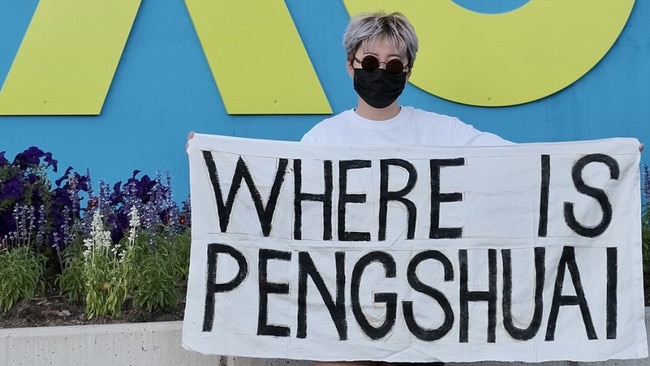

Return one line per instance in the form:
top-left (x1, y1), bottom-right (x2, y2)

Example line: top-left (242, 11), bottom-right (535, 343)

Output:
top-left (82, 238), bottom-right (92, 260)
top-left (127, 205), bottom-right (140, 245)
top-left (129, 205), bottom-right (140, 229)
top-left (84, 210), bottom-right (113, 261)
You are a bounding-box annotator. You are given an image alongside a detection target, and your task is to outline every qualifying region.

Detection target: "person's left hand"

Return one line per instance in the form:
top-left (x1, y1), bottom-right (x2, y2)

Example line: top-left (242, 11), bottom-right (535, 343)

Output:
top-left (186, 131), bottom-right (195, 151)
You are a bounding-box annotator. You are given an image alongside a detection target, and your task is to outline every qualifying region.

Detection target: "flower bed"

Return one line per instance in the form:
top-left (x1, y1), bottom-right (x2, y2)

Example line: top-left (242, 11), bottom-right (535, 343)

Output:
top-left (0, 147), bottom-right (190, 324)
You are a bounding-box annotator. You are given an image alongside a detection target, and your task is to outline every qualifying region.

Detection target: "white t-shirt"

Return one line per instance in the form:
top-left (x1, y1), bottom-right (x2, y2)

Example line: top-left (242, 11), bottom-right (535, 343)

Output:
top-left (301, 106), bottom-right (510, 146)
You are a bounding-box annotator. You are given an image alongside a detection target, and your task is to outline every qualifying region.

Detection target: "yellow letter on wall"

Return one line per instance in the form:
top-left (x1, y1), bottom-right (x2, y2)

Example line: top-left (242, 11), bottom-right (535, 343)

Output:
top-left (0, 0), bottom-right (141, 115)
top-left (184, 0), bottom-right (332, 115)
top-left (344, 0), bottom-right (634, 107)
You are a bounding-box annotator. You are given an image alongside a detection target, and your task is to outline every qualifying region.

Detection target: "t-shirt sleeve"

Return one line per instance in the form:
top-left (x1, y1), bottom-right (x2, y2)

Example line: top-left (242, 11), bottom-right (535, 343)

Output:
top-left (300, 127), bottom-right (320, 143)
top-left (451, 118), bottom-right (513, 146)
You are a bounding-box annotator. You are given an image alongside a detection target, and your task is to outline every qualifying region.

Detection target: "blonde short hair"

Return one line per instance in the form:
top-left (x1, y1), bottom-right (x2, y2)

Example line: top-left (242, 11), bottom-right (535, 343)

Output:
top-left (343, 11), bottom-right (419, 68)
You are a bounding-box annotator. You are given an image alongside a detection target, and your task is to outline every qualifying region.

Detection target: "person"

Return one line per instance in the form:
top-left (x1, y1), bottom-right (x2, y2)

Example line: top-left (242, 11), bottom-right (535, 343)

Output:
top-left (300, 11), bottom-right (510, 366)
top-left (301, 11), bottom-right (510, 147)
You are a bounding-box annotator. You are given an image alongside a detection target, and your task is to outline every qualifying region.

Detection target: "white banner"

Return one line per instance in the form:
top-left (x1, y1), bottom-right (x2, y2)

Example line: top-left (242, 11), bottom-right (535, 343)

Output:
top-left (182, 134), bottom-right (647, 363)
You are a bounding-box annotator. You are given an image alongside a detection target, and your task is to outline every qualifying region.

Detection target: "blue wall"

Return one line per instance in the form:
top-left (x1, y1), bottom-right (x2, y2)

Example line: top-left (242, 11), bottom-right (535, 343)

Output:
top-left (1, 0), bottom-right (648, 202)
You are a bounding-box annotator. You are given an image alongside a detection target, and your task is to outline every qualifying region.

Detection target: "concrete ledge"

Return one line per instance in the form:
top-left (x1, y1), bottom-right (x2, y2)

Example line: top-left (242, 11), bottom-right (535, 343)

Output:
top-left (2, 317), bottom-right (649, 366)
top-left (0, 321), bottom-right (220, 366)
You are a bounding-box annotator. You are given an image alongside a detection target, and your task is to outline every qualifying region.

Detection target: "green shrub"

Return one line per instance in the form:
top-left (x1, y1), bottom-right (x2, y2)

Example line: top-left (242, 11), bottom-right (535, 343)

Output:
top-left (132, 231), bottom-right (190, 311)
top-left (0, 246), bottom-right (45, 312)
top-left (56, 244), bottom-right (86, 302)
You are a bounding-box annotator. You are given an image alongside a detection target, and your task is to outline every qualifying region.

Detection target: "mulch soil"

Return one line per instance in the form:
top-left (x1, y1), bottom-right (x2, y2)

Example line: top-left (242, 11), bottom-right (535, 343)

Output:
top-left (0, 289), bottom-right (185, 329)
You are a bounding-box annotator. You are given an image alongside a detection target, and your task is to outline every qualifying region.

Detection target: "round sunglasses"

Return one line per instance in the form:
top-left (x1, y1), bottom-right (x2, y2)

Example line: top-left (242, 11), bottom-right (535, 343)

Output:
top-left (354, 55), bottom-right (408, 75)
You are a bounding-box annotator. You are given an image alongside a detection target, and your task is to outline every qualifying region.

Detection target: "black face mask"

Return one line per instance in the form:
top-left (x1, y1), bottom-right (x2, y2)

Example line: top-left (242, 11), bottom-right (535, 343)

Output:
top-left (353, 68), bottom-right (407, 109)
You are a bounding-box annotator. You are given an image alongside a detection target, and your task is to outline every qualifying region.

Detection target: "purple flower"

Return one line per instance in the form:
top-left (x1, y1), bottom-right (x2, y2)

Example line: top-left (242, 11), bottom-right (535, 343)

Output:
top-left (26, 173), bottom-right (38, 184)
top-left (43, 152), bottom-right (58, 172)
top-left (55, 166), bottom-right (74, 187)
top-left (76, 171), bottom-right (92, 192)
top-left (0, 151), bottom-right (8, 167)
top-left (2, 177), bottom-right (23, 200)
top-left (110, 182), bottom-right (124, 206)
top-left (124, 170), bottom-right (155, 204)
top-left (0, 211), bottom-right (16, 236)
top-left (109, 210), bottom-right (129, 243)
top-left (13, 146), bottom-right (45, 169)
